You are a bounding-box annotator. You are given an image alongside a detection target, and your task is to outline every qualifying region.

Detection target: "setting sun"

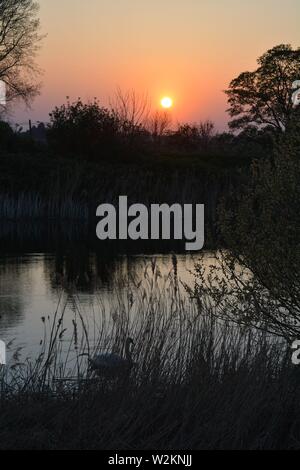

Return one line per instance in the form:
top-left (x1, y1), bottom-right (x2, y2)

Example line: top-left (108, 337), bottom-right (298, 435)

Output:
top-left (161, 96), bottom-right (173, 109)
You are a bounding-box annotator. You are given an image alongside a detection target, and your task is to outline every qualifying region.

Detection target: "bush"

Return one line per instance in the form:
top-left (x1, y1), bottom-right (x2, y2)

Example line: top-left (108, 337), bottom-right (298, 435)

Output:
top-left (47, 99), bottom-right (125, 161)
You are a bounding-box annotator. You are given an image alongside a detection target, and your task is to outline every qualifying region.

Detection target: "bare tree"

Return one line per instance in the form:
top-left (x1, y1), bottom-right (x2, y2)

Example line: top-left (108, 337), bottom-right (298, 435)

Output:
top-left (198, 119), bottom-right (214, 148)
top-left (147, 110), bottom-right (172, 138)
top-left (110, 87), bottom-right (151, 128)
top-left (0, 0), bottom-right (43, 114)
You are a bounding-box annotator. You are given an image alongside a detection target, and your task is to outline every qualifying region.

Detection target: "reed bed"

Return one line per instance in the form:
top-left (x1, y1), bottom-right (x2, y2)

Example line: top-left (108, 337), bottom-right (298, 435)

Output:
top-left (0, 192), bottom-right (89, 219)
top-left (0, 264), bottom-right (298, 450)
top-left (0, 151), bottom-right (235, 222)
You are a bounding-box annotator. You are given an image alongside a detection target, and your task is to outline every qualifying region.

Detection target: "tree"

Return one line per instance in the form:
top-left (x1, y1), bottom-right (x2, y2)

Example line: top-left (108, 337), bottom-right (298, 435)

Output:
top-left (198, 120), bottom-right (214, 148)
top-left (225, 44), bottom-right (300, 132)
top-left (110, 87), bottom-right (150, 129)
top-left (109, 88), bottom-right (151, 149)
top-left (173, 123), bottom-right (199, 150)
top-left (173, 120), bottom-right (214, 151)
top-left (147, 110), bottom-right (171, 138)
top-left (192, 110), bottom-right (300, 339)
top-left (0, 0), bottom-right (42, 113)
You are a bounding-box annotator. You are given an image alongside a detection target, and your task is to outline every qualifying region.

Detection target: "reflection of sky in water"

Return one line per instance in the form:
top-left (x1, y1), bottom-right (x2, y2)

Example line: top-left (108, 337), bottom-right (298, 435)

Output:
top-left (0, 252), bottom-right (215, 361)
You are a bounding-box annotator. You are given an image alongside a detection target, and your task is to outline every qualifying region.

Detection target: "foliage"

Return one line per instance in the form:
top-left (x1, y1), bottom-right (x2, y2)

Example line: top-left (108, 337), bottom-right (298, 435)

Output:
top-left (225, 44), bottom-right (300, 132)
top-left (0, 0), bottom-right (42, 111)
top-left (47, 98), bottom-right (153, 161)
top-left (172, 120), bottom-right (214, 151)
top-left (193, 110), bottom-right (300, 338)
top-left (47, 99), bottom-right (126, 161)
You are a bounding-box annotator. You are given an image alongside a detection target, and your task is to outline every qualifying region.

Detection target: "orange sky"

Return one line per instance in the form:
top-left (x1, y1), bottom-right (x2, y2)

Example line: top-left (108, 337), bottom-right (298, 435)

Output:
top-left (14, 0), bottom-right (300, 130)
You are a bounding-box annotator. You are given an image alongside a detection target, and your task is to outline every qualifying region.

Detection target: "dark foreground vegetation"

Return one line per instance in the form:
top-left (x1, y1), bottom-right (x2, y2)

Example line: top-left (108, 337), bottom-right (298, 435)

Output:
top-left (0, 268), bottom-right (296, 451)
top-left (0, 326), bottom-right (298, 450)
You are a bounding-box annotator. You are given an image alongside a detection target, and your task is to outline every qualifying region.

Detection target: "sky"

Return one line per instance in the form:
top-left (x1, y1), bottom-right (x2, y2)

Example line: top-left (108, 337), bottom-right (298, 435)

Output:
top-left (14, 0), bottom-right (300, 131)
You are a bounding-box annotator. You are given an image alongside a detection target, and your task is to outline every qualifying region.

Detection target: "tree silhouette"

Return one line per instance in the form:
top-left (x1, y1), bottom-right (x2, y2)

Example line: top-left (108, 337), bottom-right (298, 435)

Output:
top-left (225, 44), bottom-right (300, 132)
top-left (0, 0), bottom-right (43, 112)
top-left (110, 87), bottom-right (150, 129)
top-left (147, 110), bottom-right (171, 138)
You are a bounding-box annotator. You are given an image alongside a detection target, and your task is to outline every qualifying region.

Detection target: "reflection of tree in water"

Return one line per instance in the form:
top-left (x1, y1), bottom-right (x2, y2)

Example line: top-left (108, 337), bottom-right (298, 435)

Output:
top-left (45, 243), bottom-right (121, 293)
top-left (94, 249), bottom-right (119, 287)
top-left (0, 221), bottom-right (190, 296)
top-left (0, 257), bottom-right (26, 331)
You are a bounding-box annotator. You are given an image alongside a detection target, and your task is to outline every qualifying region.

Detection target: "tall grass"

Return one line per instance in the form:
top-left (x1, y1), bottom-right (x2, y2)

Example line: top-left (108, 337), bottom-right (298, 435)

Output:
top-left (0, 191), bottom-right (89, 219)
top-left (0, 152), bottom-right (237, 224)
top-left (0, 264), bottom-right (297, 450)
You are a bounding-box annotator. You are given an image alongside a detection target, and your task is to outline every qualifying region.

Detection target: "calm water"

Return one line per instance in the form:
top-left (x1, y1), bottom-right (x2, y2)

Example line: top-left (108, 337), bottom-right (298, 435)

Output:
top-left (0, 251), bottom-right (215, 361)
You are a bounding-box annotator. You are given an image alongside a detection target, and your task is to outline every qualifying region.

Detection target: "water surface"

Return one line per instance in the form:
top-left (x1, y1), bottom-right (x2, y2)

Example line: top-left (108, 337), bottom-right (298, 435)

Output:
top-left (0, 251), bottom-right (214, 360)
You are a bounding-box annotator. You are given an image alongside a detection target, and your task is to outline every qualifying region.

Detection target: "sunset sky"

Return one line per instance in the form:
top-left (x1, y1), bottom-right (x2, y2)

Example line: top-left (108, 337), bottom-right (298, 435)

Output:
top-left (14, 0), bottom-right (300, 130)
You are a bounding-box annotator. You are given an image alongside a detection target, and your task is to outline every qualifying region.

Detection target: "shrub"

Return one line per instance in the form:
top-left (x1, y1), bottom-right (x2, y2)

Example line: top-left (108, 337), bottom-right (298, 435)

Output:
top-left (47, 99), bottom-right (124, 161)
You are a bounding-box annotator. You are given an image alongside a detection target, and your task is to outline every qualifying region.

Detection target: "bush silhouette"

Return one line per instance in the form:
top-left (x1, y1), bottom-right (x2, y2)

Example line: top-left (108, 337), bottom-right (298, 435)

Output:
top-left (48, 99), bottom-right (125, 161)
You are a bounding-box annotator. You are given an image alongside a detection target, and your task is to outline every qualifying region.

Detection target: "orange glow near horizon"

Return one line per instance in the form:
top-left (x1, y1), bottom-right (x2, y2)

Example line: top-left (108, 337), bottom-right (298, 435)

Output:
top-left (13, 0), bottom-right (300, 130)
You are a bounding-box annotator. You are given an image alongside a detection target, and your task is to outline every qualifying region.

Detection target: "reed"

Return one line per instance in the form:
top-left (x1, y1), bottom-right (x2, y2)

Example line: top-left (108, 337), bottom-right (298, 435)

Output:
top-left (0, 264), bottom-right (296, 450)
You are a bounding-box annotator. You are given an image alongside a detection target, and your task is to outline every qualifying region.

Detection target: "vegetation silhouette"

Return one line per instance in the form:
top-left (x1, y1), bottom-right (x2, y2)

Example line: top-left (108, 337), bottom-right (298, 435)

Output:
top-left (225, 44), bottom-right (300, 132)
top-left (0, 0), bottom-right (43, 113)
